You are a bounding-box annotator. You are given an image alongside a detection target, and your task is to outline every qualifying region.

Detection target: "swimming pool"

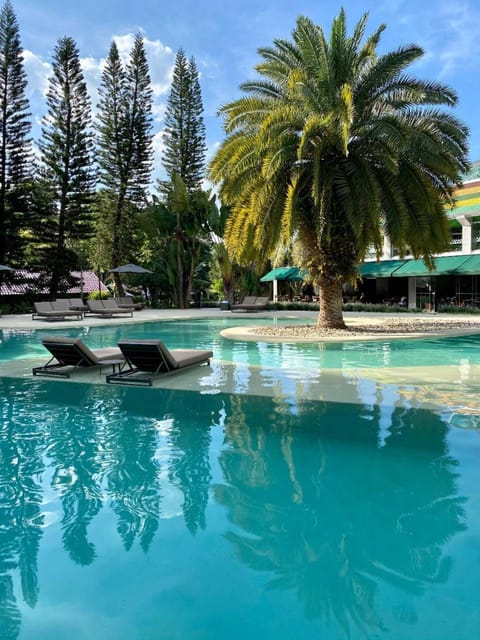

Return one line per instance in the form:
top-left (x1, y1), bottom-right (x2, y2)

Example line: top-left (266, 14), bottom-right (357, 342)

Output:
top-left (1, 319), bottom-right (480, 639)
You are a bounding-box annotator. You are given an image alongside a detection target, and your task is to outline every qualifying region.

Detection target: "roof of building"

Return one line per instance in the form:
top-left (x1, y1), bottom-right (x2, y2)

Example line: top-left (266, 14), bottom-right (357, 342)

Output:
top-left (461, 161), bottom-right (480, 183)
top-left (0, 270), bottom-right (109, 296)
top-left (260, 266), bottom-right (308, 282)
top-left (360, 254), bottom-right (480, 278)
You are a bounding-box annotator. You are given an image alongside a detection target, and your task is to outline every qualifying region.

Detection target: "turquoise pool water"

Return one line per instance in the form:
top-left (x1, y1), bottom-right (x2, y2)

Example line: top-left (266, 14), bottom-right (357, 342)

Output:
top-left (3, 317), bottom-right (480, 369)
top-left (1, 320), bottom-right (480, 639)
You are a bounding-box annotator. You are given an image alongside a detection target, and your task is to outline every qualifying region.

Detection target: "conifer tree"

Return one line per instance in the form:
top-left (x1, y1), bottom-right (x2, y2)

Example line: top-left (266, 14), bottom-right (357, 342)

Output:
top-left (96, 34), bottom-right (153, 292)
top-left (0, 0), bottom-right (32, 265)
top-left (38, 36), bottom-right (95, 297)
top-left (162, 49), bottom-right (206, 193)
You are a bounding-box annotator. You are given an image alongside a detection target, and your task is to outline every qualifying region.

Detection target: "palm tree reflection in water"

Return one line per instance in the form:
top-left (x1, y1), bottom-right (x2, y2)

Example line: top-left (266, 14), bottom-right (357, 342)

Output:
top-left (214, 395), bottom-right (466, 636)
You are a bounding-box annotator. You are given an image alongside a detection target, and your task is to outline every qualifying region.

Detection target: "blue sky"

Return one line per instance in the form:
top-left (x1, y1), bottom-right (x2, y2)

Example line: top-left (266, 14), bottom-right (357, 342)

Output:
top-left (14, 0), bottom-right (480, 183)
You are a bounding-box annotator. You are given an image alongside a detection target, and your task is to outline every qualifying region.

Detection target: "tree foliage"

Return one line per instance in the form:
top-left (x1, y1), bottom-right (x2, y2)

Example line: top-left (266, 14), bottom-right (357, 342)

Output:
top-left (161, 49), bottom-right (206, 193)
top-left (140, 176), bottom-right (218, 307)
top-left (0, 0), bottom-right (31, 265)
top-left (209, 10), bottom-right (469, 327)
top-left (96, 35), bottom-right (153, 292)
top-left (37, 36), bottom-right (95, 297)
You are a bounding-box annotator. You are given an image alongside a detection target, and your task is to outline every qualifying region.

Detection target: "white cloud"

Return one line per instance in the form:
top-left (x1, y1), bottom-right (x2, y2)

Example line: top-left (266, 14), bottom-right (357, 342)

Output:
top-left (23, 49), bottom-right (51, 97)
top-left (435, 2), bottom-right (480, 76)
top-left (152, 130), bottom-right (167, 184)
top-left (152, 101), bottom-right (167, 122)
top-left (152, 129), bottom-right (165, 158)
top-left (79, 56), bottom-right (105, 111)
top-left (389, 1), bottom-right (480, 78)
top-left (23, 31), bottom-right (174, 126)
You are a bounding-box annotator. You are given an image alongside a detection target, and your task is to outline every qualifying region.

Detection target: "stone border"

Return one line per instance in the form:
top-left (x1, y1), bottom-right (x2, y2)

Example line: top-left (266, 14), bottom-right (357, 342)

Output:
top-left (221, 317), bottom-right (480, 343)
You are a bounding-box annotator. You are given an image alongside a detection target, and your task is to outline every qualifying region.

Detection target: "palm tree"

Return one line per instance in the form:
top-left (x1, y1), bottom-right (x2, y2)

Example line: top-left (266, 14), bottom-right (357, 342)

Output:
top-left (209, 10), bottom-right (469, 328)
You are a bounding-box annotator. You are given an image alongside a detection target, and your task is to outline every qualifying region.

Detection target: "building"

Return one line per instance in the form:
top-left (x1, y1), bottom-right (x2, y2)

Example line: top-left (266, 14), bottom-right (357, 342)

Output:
top-left (359, 161), bottom-right (480, 309)
top-left (0, 270), bottom-right (108, 298)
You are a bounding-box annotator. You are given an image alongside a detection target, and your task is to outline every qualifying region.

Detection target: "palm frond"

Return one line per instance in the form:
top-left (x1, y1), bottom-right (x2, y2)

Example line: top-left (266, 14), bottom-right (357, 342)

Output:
top-left (293, 16), bottom-right (325, 75)
top-left (240, 80), bottom-right (283, 99)
top-left (209, 9), bottom-right (469, 289)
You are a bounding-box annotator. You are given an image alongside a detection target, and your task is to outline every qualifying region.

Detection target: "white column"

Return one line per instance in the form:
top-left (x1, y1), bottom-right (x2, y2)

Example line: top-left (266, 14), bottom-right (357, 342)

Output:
top-left (273, 279), bottom-right (278, 302)
top-left (382, 235), bottom-right (393, 259)
top-left (457, 215), bottom-right (472, 253)
top-left (408, 277), bottom-right (416, 309)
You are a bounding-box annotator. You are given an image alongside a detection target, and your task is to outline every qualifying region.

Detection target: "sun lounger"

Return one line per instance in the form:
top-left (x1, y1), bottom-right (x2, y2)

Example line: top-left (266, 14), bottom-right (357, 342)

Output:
top-left (32, 336), bottom-right (125, 378)
top-left (231, 296), bottom-right (270, 311)
top-left (114, 296), bottom-right (144, 310)
top-left (66, 298), bottom-right (89, 312)
top-left (52, 299), bottom-right (87, 316)
top-left (106, 339), bottom-right (213, 386)
top-left (86, 299), bottom-right (133, 317)
top-left (32, 301), bottom-right (83, 321)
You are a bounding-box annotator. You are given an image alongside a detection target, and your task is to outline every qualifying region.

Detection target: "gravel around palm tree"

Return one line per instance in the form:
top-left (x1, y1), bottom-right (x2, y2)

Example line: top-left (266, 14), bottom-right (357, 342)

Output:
top-left (209, 9), bottom-right (469, 328)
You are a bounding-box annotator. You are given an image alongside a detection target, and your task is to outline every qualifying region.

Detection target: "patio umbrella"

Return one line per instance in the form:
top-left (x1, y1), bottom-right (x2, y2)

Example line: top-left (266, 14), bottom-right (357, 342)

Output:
top-left (108, 263), bottom-right (153, 297)
top-left (108, 263), bottom-right (152, 274)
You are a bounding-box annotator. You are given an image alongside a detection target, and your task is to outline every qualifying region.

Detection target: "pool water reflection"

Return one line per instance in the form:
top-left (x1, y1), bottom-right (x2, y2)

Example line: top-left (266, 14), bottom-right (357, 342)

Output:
top-left (1, 376), bottom-right (479, 639)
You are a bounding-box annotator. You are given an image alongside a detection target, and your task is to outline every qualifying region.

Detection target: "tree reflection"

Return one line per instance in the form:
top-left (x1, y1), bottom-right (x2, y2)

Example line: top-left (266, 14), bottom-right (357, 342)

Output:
top-left (214, 394), bottom-right (466, 636)
top-left (0, 379), bottom-right (46, 639)
top-left (47, 388), bottom-right (104, 566)
top-left (166, 391), bottom-right (214, 534)
top-left (102, 413), bottom-right (162, 553)
top-left (0, 380), bottom-right (221, 637)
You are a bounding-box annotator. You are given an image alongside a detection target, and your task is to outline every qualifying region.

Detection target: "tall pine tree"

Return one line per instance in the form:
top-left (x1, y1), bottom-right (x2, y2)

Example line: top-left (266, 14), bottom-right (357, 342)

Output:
top-left (0, 0), bottom-right (32, 265)
top-left (38, 36), bottom-right (95, 297)
top-left (96, 34), bottom-right (153, 293)
top-left (162, 49), bottom-right (206, 193)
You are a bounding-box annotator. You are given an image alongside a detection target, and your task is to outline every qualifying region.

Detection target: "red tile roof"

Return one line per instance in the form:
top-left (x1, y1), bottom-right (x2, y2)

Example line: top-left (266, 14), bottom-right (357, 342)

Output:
top-left (0, 270), bottom-right (109, 296)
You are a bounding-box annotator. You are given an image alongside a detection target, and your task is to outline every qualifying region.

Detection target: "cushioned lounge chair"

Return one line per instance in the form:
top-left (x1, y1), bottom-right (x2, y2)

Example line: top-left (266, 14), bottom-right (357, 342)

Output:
top-left (32, 336), bottom-right (125, 378)
top-left (231, 296), bottom-right (269, 312)
top-left (32, 301), bottom-right (83, 321)
top-left (67, 297), bottom-right (89, 312)
top-left (106, 339), bottom-right (213, 386)
top-left (114, 296), bottom-right (144, 311)
top-left (86, 299), bottom-right (133, 317)
top-left (52, 299), bottom-right (86, 317)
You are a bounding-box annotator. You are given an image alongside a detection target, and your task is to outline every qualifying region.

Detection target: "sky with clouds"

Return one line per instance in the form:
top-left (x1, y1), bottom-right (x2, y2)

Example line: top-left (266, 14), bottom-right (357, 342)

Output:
top-left (13, 0), bottom-right (480, 185)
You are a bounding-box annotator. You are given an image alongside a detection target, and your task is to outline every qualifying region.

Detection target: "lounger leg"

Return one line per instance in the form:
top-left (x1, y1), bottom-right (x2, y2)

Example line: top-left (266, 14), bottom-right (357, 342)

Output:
top-left (106, 367), bottom-right (153, 386)
top-left (32, 360), bottom-right (72, 378)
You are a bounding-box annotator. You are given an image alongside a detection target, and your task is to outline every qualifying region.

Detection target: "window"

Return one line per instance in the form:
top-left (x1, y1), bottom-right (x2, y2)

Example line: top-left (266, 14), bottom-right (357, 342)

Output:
top-left (472, 216), bottom-right (480, 251)
top-left (449, 220), bottom-right (462, 252)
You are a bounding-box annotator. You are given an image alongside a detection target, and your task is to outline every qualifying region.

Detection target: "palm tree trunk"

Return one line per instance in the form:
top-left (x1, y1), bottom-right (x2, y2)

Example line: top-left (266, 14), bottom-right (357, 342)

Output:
top-left (317, 277), bottom-right (346, 329)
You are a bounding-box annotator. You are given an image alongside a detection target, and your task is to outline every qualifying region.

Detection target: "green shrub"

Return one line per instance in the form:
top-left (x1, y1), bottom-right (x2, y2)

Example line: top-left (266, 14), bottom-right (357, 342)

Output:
top-left (437, 305), bottom-right (480, 314)
top-left (1, 300), bottom-right (32, 314)
top-left (268, 302), bottom-right (319, 311)
top-left (342, 302), bottom-right (415, 313)
top-left (88, 291), bottom-right (111, 301)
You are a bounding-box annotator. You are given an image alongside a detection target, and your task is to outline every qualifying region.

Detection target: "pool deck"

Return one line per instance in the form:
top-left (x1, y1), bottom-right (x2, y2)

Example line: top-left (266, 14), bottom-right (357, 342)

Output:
top-left (2, 306), bottom-right (480, 337)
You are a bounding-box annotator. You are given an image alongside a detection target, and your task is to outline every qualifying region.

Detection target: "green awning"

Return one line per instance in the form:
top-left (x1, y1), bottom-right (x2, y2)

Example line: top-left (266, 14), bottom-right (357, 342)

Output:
top-left (454, 254), bottom-right (480, 274)
top-left (260, 267), bottom-right (308, 282)
top-left (392, 255), bottom-right (470, 277)
top-left (358, 259), bottom-right (407, 278)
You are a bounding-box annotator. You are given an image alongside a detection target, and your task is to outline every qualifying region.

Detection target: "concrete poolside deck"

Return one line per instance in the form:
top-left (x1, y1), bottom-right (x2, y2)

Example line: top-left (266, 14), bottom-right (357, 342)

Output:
top-left (2, 306), bottom-right (480, 337)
